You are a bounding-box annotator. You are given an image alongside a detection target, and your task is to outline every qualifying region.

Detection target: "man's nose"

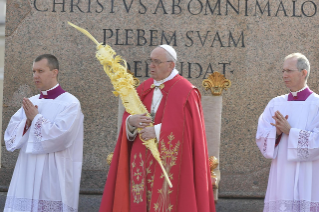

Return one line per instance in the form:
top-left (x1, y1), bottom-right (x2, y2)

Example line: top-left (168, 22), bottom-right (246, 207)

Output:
top-left (149, 62), bottom-right (155, 68)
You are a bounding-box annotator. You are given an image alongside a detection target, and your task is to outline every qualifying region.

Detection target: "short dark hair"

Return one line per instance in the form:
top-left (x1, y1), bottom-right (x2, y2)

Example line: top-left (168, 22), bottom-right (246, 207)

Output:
top-left (34, 54), bottom-right (59, 71)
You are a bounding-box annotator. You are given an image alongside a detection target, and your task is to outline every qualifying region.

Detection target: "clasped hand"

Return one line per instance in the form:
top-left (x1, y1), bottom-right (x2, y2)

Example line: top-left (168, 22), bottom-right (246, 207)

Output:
top-left (128, 113), bottom-right (156, 140)
top-left (270, 111), bottom-right (290, 135)
top-left (22, 97), bottom-right (38, 123)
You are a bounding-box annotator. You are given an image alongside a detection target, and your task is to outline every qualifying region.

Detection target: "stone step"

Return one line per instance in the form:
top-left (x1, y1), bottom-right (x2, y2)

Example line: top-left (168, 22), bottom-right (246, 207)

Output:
top-left (0, 192), bottom-right (264, 212)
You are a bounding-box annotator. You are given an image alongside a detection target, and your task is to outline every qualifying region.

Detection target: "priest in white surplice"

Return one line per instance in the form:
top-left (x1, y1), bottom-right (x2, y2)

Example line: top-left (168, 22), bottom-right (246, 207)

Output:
top-left (256, 53), bottom-right (319, 212)
top-left (4, 54), bottom-right (84, 212)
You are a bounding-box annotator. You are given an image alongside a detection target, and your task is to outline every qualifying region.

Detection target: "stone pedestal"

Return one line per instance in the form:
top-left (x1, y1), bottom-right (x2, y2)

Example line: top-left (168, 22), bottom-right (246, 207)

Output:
top-left (203, 94), bottom-right (222, 200)
top-left (203, 96), bottom-right (222, 160)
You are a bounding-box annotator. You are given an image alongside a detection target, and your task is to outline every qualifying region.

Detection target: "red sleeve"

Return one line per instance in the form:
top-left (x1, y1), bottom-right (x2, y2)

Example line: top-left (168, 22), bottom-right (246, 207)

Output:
top-left (275, 134), bottom-right (282, 147)
top-left (23, 121), bottom-right (30, 136)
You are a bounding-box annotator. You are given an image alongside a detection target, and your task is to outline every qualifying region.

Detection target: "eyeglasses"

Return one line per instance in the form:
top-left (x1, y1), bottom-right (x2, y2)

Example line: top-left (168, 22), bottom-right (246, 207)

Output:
top-left (282, 69), bottom-right (299, 73)
top-left (146, 58), bottom-right (172, 65)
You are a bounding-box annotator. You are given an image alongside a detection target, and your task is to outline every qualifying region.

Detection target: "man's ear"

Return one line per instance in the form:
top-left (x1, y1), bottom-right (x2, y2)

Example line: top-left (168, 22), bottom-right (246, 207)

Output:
top-left (169, 61), bottom-right (175, 70)
top-left (53, 69), bottom-right (59, 78)
top-left (302, 69), bottom-right (307, 79)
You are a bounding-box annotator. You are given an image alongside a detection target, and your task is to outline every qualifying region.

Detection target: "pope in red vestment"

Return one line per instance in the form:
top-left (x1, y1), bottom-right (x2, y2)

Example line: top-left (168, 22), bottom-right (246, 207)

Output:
top-left (99, 45), bottom-right (216, 212)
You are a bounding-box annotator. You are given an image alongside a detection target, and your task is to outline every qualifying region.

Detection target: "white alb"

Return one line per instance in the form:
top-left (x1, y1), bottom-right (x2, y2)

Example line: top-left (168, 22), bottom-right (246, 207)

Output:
top-left (256, 93), bottom-right (319, 212)
top-left (4, 92), bottom-right (84, 212)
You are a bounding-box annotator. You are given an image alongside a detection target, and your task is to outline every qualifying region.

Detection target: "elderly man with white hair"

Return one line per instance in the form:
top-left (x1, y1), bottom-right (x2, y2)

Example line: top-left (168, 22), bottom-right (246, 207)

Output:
top-left (99, 45), bottom-right (216, 212)
top-left (256, 53), bottom-right (319, 212)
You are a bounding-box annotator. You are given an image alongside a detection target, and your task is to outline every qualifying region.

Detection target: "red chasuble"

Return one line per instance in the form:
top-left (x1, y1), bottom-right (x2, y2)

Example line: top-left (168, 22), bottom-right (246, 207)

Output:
top-left (100, 75), bottom-right (216, 212)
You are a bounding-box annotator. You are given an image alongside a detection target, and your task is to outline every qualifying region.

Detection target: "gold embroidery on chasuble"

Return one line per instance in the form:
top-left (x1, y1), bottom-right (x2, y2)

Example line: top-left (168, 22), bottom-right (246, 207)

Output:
top-left (154, 133), bottom-right (181, 212)
top-left (146, 158), bottom-right (155, 211)
top-left (131, 153), bottom-right (145, 203)
top-left (131, 150), bottom-right (156, 208)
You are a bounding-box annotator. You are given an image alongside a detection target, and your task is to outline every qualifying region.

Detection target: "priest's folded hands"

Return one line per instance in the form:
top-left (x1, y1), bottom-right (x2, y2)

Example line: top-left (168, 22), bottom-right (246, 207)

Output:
top-left (22, 97), bottom-right (38, 121)
top-left (270, 110), bottom-right (291, 135)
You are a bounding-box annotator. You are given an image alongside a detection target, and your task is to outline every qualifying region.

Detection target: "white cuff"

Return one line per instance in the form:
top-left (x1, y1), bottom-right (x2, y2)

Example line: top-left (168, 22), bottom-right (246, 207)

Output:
top-left (154, 123), bottom-right (162, 141)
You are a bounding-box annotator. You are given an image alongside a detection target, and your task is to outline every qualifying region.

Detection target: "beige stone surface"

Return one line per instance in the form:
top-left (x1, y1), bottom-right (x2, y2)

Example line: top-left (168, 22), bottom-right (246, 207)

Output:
top-left (2, 0), bottom-right (319, 196)
top-left (0, 0), bottom-right (5, 168)
top-left (203, 96), bottom-right (222, 159)
top-left (202, 96), bottom-right (222, 199)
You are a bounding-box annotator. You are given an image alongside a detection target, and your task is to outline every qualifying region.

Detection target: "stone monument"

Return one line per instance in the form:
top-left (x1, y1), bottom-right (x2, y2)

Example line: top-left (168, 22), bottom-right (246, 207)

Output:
top-left (0, 0), bottom-right (5, 170)
top-left (2, 0), bottom-right (319, 210)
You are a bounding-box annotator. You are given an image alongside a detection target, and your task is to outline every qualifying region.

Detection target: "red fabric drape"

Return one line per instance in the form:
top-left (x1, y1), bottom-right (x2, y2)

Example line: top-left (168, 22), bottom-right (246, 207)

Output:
top-left (99, 122), bottom-right (131, 212)
top-left (100, 75), bottom-right (216, 212)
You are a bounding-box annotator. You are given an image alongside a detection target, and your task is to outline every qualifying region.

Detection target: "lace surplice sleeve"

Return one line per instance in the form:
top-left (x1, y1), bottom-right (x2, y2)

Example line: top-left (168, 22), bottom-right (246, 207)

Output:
top-left (25, 102), bottom-right (84, 154)
top-left (256, 100), bottom-right (278, 159)
top-left (4, 108), bottom-right (29, 152)
top-left (287, 117), bottom-right (319, 162)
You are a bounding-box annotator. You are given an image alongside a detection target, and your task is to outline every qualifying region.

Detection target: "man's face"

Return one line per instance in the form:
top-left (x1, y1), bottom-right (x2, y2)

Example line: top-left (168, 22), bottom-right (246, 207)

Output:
top-left (33, 58), bottom-right (58, 91)
top-left (282, 57), bottom-right (306, 92)
top-left (149, 47), bottom-right (174, 81)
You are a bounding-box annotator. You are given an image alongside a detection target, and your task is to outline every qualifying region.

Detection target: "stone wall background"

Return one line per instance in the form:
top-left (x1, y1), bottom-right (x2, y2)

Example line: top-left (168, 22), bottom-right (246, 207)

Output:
top-left (1, 0), bottom-right (319, 198)
top-left (0, 0), bottom-right (5, 170)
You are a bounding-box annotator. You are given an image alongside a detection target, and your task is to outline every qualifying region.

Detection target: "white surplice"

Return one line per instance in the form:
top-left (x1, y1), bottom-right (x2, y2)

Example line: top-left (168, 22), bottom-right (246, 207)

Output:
top-left (4, 92), bottom-right (84, 212)
top-left (256, 93), bottom-right (319, 212)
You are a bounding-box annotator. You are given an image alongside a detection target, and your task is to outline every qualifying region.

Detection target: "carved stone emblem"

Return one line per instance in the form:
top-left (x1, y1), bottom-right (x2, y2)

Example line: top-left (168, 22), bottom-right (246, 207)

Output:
top-left (209, 156), bottom-right (219, 189)
top-left (202, 72), bottom-right (231, 96)
top-left (107, 152), bottom-right (114, 165)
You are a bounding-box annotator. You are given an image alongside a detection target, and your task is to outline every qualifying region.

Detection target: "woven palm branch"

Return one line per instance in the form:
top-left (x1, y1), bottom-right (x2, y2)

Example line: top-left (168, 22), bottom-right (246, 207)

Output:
top-left (68, 22), bottom-right (172, 188)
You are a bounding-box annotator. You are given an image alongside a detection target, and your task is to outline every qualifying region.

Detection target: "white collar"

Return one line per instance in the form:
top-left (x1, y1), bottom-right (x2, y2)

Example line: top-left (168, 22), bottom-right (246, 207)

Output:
top-left (153, 69), bottom-right (179, 86)
top-left (41, 83), bottom-right (59, 95)
top-left (290, 85), bottom-right (307, 97)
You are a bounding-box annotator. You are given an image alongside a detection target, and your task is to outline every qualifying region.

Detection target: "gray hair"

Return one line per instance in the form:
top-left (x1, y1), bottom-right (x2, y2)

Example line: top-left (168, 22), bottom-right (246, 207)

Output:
top-left (284, 53), bottom-right (310, 80)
